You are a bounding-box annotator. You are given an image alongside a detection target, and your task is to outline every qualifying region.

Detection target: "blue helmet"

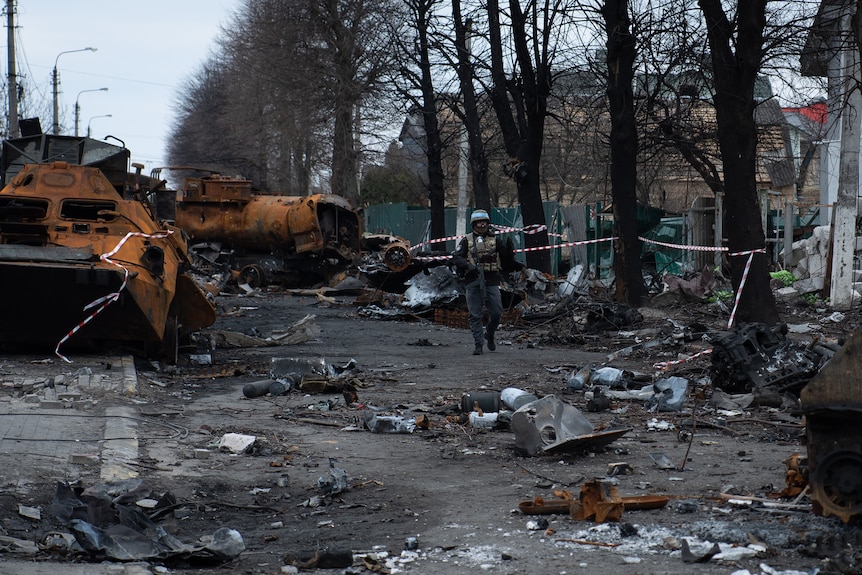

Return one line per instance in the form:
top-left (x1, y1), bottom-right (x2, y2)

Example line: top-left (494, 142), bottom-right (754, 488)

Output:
top-left (470, 209), bottom-right (490, 224)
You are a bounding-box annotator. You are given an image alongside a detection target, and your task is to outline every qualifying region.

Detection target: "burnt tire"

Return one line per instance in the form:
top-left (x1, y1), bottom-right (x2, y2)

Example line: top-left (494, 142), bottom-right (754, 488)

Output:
top-left (809, 449), bottom-right (862, 523)
top-left (239, 264), bottom-right (266, 289)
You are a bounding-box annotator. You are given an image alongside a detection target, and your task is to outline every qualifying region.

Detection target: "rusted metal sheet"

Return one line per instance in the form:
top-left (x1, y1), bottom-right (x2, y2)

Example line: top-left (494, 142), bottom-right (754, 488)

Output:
top-left (800, 333), bottom-right (862, 522)
top-left (174, 175), bottom-right (363, 287)
top-left (510, 395), bottom-right (631, 456)
top-left (0, 148), bottom-right (215, 359)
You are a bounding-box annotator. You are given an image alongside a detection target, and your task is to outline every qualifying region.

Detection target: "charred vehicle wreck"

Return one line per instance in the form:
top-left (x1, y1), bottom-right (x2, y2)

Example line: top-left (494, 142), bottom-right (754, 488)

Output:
top-left (0, 133), bottom-right (216, 360)
top-left (171, 173), bottom-right (363, 288)
top-left (707, 320), bottom-right (862, 523)
top-left (800, 331), bottom-right (862, 523)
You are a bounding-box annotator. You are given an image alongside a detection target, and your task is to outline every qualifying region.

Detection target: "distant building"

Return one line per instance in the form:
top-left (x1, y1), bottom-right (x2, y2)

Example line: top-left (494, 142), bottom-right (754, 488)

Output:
top-left (801, 0), bottom-right (854, 226)
top-left (393, 73), bottom-right (821, 224)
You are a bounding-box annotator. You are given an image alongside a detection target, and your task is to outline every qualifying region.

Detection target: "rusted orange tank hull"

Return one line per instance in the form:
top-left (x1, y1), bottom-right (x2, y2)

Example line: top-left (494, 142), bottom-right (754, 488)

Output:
top-left (174, 175), bottom-right (363, 286)
top-left (0, 160), bottom-right (215, 356)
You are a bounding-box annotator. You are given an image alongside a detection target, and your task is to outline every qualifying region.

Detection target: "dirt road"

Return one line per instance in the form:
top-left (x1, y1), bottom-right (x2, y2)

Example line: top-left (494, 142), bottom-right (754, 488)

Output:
top-left (0, 289), bottom-right (852, 575)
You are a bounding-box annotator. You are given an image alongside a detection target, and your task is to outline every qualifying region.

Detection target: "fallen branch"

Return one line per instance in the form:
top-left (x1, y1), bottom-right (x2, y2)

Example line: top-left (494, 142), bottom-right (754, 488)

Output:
top-left (516, 463), bottom-right (584, 488)
top-left (792, 485), bottom-right (810, 505)
top-left (212, 499), bottom-right (284, 513)
top-left (678, 395), bottom-right (698, 471)
top-left (718, 492), bottom-right (809, 510)
top-left (288, 417), bottom-right (349, 428)
top-left (725, 418), bottom-right (803, 429)
top-left (679, 418), bottom-right (741, 436)
top-left (555, 538), bottom-right (620, 547)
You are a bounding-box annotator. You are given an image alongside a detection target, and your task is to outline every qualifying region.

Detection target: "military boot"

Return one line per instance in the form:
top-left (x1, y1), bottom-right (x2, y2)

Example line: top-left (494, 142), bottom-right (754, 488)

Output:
top-left (485, 331), bottom-right (496, 351)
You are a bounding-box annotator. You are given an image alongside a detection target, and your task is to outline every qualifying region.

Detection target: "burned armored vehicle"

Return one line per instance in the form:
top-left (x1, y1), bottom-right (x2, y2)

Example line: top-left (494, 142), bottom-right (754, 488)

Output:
top-left (0, 133), bottom-right (216, 360)
top-left (171, 173), bottom-right (363, 288)
top-left (800, 332), bottom-right (862, 523)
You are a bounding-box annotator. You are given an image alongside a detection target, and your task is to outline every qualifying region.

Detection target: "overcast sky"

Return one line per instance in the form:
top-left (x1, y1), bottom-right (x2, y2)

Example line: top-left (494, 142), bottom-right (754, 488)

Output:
top-left (9, 0), bottom-right (241, 173)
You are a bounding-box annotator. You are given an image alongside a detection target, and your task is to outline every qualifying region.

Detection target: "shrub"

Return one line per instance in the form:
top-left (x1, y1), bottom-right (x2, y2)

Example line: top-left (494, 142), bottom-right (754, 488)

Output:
top-left (770, 270), bottom-right (795, 286)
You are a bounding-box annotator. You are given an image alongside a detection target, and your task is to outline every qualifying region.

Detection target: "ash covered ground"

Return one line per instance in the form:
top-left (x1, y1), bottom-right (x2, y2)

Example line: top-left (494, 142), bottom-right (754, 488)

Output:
top-left (1, 276), bottom-right (860, 575)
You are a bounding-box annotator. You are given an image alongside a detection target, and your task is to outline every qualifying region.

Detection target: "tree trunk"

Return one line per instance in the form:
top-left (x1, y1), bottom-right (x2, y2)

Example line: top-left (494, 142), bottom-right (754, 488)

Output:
top-left (452, 0), bottom-right (491, 213)
top-left (603, 0), bottom-right (648, 307)
top-left (515, 136), bottom-right (551, 273)
top-left (332, 102), bottom-right (359, 204)
top-left (486, 0), bottom-right (551, 272)
top-left (416, 0), bottom-right (447, 248)
top-left (699, 0), bottom-right (779, 326)
top-left (829, 6), bottom-right (862, 309)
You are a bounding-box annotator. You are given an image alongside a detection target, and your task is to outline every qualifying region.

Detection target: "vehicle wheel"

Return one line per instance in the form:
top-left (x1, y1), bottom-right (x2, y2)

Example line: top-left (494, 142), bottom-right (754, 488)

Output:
top-left (810, 449), bottom-right (862, 522)
top-left (239, 264), bottom-right (266, 289)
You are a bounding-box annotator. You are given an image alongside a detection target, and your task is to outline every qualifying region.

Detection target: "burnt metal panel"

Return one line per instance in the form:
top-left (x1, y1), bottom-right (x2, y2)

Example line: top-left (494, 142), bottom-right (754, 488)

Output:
top-left (1, 134), bottom-right (130, 193)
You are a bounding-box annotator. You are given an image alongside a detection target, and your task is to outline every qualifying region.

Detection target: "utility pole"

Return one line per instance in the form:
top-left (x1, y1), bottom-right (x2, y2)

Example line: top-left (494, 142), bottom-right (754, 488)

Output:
top-left (52, 47), bottom-right (96, 135)
top-left (455, 18), bottom-right (472, 237)
top-left (6, 0), bottom-right (18, 138)
top-left (830, 13), bottom-right (862, 310)
top-left (74, 87), bottom-right (108, 137)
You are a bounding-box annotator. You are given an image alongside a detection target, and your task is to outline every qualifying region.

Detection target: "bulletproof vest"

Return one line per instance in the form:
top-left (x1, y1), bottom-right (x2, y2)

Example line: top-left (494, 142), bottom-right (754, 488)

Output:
top-left (467, 232), bottom-right (501, 272)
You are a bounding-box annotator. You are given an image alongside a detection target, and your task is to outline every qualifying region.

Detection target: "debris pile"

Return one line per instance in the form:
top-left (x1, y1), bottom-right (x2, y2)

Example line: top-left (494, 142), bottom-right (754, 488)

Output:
top-left (46, 480), bottom-right (245, 563)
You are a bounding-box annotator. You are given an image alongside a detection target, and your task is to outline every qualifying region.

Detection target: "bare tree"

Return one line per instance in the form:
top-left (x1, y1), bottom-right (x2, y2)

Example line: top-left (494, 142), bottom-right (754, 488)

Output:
top-left (168, 0), bottom-right (330, 192)
top-left (168, 0), bottom-right (400, 204)
top-left (388, 0), bottom-right (449, 245)
top-left (697, 0), bottom-right (780, 325)
top-left (168, 62), bottom-right (251, 173)
top-left (451, 1), bottom-right (493, 212)
top-left (311, 0), bottom-right (400, 205)
top-left (485, 0), bottom-right (565, 273)
top-left (603, 0), bottom-right (648, 306)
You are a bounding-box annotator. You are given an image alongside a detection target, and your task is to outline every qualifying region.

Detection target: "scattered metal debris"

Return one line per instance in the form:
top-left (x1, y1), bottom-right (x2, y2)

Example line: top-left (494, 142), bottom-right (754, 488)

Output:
top-left (510, 395), bottom-right (631, 456)
top-left (317, 458), bottom-right (350, 495)
top-left (47, 481), bottom-right (245, 562)
top-left (363, 412), bottom-right (417, 433)
top-left (709, 322), bottom-right (824, 395)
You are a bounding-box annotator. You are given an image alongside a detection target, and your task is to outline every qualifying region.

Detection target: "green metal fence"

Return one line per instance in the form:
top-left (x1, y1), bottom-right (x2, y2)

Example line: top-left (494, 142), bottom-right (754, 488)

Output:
top-left (364, 201), bottom-right (672, 279)
top-left (363, 202), bottom-right (565, 274)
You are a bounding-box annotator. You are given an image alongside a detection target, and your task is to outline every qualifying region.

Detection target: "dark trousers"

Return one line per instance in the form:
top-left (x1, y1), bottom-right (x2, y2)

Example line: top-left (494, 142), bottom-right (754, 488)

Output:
top-left (465, 280), bottom-right (502, 346)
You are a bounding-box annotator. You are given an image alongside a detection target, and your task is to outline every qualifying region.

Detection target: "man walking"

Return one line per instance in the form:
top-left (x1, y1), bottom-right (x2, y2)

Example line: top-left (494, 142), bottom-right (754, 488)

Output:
top-left (452, 209), bottom-right (524, 355)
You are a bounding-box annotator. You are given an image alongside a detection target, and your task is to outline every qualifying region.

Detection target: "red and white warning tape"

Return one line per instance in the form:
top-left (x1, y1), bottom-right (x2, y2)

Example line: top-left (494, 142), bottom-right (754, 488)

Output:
top-left (492, 223), bottom-right (548, 235)
top-left (413, 254), bottom-right (454, 262)
top-left (726, 248), bottom-right (766, 329)
top-left (638, 236), bottom-right (728, 252)
top-left (410, 222), bottom-right (562, 252)
top-left (652, 348), bottom-right (713, 370)
top-left (404, 227), bottom-right (764, 330)
top-left (638, 235), bottom-right (765, 329)
top-left (411, 235), bottom-right (617, 261)
top-left (514, 236), bottom-right (616, 254)
top-left (55, 231), bottom-right (173, 363)
top-left (409, 233), bottom-right (465, 252)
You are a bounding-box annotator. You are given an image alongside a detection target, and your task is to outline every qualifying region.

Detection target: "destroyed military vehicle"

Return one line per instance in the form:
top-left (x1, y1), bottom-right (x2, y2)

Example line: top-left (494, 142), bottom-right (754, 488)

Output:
top-left (170, 171), bottom-right (364, 288)
top-left (0, 133), bottom-right (216, 360)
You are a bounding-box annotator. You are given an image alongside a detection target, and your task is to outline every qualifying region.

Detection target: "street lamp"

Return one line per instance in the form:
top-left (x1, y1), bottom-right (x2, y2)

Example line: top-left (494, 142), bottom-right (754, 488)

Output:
top-left (52, 47), bottom-right (97, 135)
top-left (74, 88), bottom-right (108, 137)
top-left (87, 114), bottom-right (112, 138)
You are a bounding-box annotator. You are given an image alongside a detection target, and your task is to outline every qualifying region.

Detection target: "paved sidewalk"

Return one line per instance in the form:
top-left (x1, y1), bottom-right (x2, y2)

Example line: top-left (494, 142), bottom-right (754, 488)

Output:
top-left (0, 355), bottom-right (139, 486)
top-left (0, 355), bottom-right (145, 574)
top-left (0, 561), bottom-right (153, 575)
